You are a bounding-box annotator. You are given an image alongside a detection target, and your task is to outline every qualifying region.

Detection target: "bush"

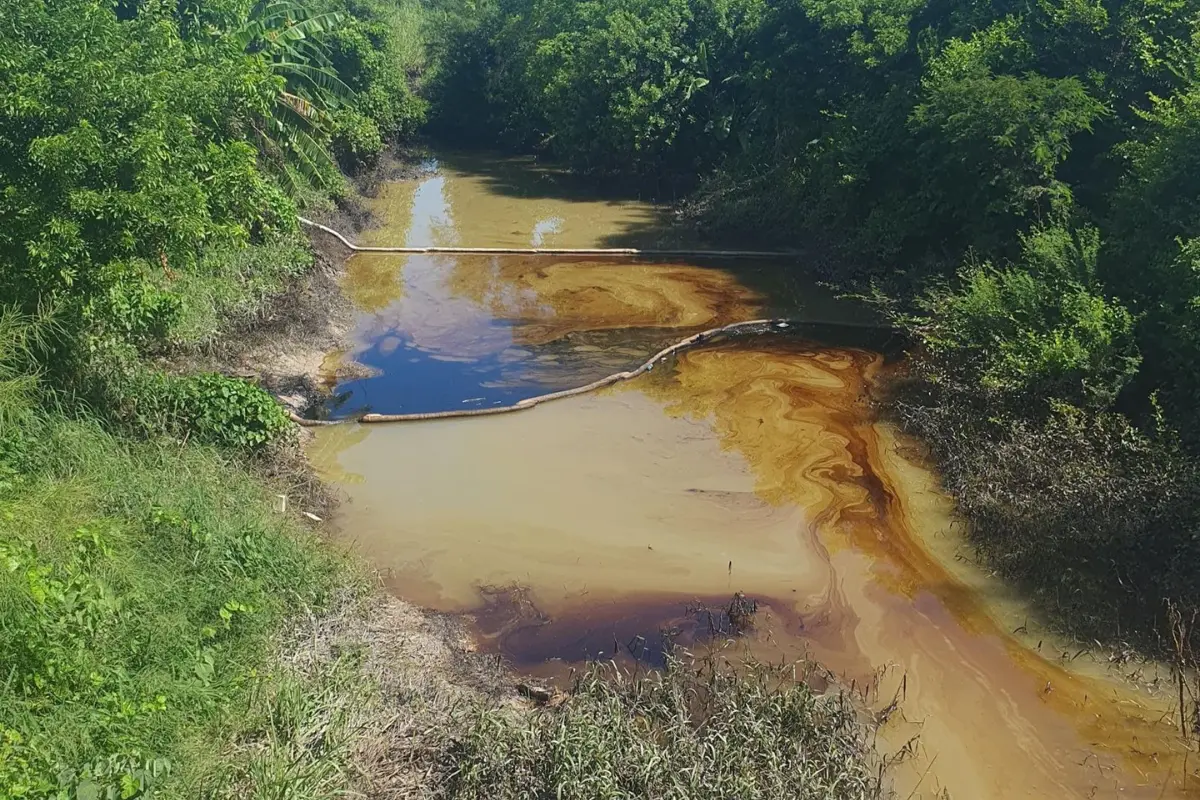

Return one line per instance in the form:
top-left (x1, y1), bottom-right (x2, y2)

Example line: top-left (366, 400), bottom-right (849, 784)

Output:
top-left (98, 367), bottom-right (291, 451)
top-left (328, 0), bottom-right (429, 142)
top-left (909, 224), bottom-right (1140, 409)
top-left (171, 374), bottom-right (291, 450)
top-left (332, 109), bottom-right (386, 173)
top-left (88, 269), bottom-right (184, 347)
top-left (0, 0), bottom-right (293, 332)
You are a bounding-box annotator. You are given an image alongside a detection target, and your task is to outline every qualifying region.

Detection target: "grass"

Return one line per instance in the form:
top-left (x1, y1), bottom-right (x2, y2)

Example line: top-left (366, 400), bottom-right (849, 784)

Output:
top-left (445, 654), bottom-right (886, 800)
top-left (205, 633), bottom-right (377, 799)
top-left (166, 235), bottom-right (314, 348)
top-left (0, 340), bottom-right (355, 797)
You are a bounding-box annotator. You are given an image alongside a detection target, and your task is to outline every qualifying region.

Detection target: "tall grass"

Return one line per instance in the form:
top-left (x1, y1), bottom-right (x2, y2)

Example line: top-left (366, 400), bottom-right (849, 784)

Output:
top-left (447, 655), bottom-right (886, 800)
top-left (388, 0), bottom-right (429, 76)
top-left (165, 236), bottom-right (314, 348)
top-left (0, 312), bottom-right (42, 434)
top-left (0, 315), bottom-right (356, 797)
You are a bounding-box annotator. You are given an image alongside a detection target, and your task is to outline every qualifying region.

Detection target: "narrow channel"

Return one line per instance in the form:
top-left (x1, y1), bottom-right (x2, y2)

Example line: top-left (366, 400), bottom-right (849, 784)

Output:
top-left (308, 152), bottom-right (1195, 799)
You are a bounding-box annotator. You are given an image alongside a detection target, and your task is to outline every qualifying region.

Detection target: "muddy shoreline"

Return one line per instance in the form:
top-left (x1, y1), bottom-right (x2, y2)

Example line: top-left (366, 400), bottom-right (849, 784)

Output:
top-left (171, 148), bottom-right (439, 421)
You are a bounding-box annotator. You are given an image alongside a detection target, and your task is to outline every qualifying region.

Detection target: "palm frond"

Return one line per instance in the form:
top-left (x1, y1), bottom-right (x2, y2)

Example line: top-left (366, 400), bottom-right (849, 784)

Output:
top-left (233, 2), bottom-right (346, 53)
top-left (276, 62), bottom-right (354, 105)
top-left (278, 91), bottom-right (322, 124)
top-left (230, 0), bottom-right (354, 198)
top-left (267, 97), bottom-right (339, 193)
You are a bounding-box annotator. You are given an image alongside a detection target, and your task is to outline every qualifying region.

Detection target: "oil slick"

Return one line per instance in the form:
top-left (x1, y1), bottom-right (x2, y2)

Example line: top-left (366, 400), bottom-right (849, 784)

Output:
top-left (309, 153), bottom-right (1198, 798)
top-left (323, 152), bottom-right (853, 417)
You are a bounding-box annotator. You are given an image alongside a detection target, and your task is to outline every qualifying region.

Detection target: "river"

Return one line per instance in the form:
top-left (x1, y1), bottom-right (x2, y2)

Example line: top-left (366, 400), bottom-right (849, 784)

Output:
top-left (307, 151), bottom-right (1196, 798)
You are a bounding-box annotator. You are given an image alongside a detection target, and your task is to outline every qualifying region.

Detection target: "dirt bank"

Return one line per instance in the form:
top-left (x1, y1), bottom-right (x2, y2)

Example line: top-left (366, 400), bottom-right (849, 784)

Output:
top-left (252, 590), bottom-right (510, 799)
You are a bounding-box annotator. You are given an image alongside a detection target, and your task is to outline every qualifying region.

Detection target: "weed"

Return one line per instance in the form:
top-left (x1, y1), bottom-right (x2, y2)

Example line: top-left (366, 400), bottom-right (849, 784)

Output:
top-left (171, 373), bottom-right (291, 450)
top-left (445, 653), bottom-right (885, 800)
top-left (0, 395), bottom-right (343, 797)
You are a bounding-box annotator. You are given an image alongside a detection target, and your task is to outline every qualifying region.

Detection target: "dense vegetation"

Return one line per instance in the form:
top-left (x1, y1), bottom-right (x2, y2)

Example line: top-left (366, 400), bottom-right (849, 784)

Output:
top-left (0, 0), bottom-right (426, 795)
top-left (0, 314), bottom-right (351, 797)
top-left (1, 0), bottom-right (426, 434)
top-left (3, 0), bottom-right (1198, 792)
top-left (427, 0), bottom-right (1200, 651)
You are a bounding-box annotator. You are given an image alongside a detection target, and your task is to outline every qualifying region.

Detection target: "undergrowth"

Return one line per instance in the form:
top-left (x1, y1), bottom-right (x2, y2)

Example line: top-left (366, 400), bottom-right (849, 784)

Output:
top-left (166, 236), bottom-right (314, 349)
top-left (0, 322), bottom-right (357, 798)
top-left (446, 654), bottom-right (885, 800)
top-left (890, 362), bottom-right (1200, 655)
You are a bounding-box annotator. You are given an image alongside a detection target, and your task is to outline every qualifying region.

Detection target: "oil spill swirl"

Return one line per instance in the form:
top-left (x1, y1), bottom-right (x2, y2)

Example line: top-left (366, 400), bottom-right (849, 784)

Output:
top-left (312, 151), bottom-right (1198, 797)
top-left (314, 339), bottom-right (1198, 798)
top-left (634, 341), bottom-right (1198, 798)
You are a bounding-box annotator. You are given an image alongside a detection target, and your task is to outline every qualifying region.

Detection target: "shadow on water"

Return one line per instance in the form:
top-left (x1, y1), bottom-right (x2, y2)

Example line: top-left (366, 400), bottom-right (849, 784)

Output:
top-left (436, 152), bottom-right (674, 213)
top-left (434, 150), bottom-right (778, 251)
top-left (404, 151), bottom-right (866, 320)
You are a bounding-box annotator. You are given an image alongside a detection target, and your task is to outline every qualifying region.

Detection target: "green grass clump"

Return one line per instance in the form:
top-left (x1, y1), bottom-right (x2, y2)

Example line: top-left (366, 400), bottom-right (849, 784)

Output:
top-left (447, 656), bottom-right (884, 800)
top-left (166, 237), bottom-right (314, 349)
top-left (0, 332), bottom-right (351, 798)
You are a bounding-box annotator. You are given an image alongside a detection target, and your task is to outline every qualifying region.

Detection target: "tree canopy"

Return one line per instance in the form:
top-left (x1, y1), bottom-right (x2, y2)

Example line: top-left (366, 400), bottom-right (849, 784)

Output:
top-left (429, 0), bottom-right (1200, 440)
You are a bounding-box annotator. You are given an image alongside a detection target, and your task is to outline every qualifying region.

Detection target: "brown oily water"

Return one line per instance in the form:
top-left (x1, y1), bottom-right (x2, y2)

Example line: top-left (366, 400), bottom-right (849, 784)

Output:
top-left (306, 151), bottom-right (1200, 798)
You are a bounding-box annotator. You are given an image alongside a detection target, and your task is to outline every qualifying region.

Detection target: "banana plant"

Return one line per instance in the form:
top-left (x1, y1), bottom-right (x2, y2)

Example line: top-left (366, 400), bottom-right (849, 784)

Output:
top-left (233, 0), bottom-right (355, 195)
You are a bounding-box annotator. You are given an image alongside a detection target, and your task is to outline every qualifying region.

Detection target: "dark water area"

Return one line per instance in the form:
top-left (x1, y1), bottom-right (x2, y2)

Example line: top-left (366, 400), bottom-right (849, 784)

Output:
top-left (322, 321), bottom-right (538, 419)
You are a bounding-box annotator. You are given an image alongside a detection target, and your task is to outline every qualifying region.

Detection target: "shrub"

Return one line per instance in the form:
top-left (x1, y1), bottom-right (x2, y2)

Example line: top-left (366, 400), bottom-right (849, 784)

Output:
top-left (328, 1), bottom-right (429, 141)
top-left (0, 0), bottom-right (293, 329)
top-left (909, 224), bottom-right (1140, 409)
top-left (88, 269), bottom-right (184, 347)
top-left (332, 109), bottom-right (385, 173)
top-left (171, 374), bottom-right (291, 450)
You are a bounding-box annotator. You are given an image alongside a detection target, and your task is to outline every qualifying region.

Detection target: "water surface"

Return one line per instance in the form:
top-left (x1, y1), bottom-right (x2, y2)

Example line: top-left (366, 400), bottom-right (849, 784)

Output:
top-left (310, 152), bottom-right (1197, 798)
top-left (322, 152), bottom-right (869, 417)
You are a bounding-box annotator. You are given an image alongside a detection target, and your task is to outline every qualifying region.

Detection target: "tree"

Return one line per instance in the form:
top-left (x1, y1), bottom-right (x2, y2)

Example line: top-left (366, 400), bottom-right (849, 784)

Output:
top-left (230, 0), bottom-right (355, 194)
top-left (0, 0), bottom-right (293, 324)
